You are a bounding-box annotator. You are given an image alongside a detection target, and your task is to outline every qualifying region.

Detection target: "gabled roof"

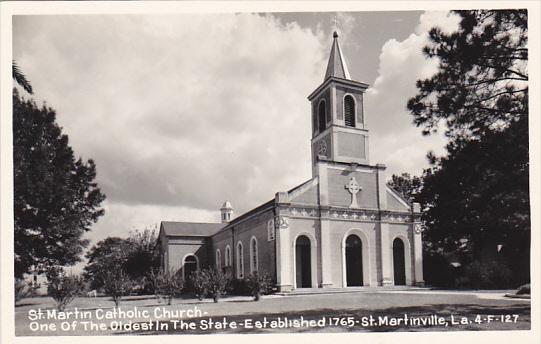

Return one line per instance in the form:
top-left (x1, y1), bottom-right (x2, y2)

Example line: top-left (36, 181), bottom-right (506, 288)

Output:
top-left (324, 31), bottom-right (351, 81)
top-left (215, 199), bottom-right (275, 235)
top-left (160, 221), bottom-right (225, 237)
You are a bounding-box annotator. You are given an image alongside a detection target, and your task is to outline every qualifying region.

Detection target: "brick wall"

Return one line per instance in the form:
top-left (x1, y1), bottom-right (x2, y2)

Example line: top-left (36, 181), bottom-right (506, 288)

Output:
top-left (211, 208), bottom-right (277, 281)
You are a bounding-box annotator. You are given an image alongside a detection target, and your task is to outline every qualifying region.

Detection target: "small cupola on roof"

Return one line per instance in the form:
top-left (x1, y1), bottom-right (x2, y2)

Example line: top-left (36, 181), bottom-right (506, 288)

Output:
top-left (324, 31), bottom-right (351, 81)
top-left (220, 200), bottom-right (234, 223)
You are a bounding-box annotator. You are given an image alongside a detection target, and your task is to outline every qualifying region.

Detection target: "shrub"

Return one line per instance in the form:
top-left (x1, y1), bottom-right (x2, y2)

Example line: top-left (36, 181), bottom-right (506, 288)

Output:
top-left (148, 269), bottom-right (161, 300)
top-left (458, 259), bottom-right (513, 289)
top-left (102, 269), bottom-right (133, 307)
top-left (15, 278), bottom-right (30, 302)
top-left (516, 283), bottom-right (530, 295)
top-left (423, 251), bottom-right (458, 288)
top-left (246, 272), bottom-right (273, 301)
top-left (205, 269), bottom-right (228, 303)
top-left (156, 269), bottom-right (184, 305)
top-left (227, 278), bottom-right (250, 296)
top-left (46, 266), bottom-right (85, 311)
top-left (189, 270), bottom-right (209, 301)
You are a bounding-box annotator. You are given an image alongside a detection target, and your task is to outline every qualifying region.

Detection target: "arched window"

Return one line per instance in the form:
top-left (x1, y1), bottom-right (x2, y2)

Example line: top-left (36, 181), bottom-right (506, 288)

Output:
top-left (216, 249), bottom-right (221, 270)
top-left (250, 237), bottom-right (258, 274)
top-left (236, 241), bottom-right (244, 279)
top-left (225, 245), bottom-right (231, 267)
top-left (344, 95), bottom-right (355, 127)
top-left (318, 100), bottom-right (327, 133)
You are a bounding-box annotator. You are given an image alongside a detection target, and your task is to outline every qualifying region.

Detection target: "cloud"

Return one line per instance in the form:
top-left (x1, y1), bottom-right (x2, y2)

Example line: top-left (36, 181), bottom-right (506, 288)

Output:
top-left (364, 11), bottom-right (460, 177)
top-left (14, 14), bottom-right (326, 217)
top-left (12, 11), bottom-right (461, 252)
top-left (335, 12), bottom-right (357, 45)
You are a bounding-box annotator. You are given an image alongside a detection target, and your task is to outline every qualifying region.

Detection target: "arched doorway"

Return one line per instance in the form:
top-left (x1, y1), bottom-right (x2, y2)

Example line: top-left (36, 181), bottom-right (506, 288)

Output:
top-left (295, 235), bottom-right (312, 288)
top-left (345, 234), bottom-right (363, 286)
top-left (183, 255), bottom-right (198, 289)
top-left (393, 238), bottom-right (406, 285)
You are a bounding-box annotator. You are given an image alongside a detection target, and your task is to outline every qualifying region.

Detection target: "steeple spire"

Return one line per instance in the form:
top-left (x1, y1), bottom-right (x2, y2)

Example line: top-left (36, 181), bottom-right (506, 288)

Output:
top-left (324, 31), bottom-right (351, 81)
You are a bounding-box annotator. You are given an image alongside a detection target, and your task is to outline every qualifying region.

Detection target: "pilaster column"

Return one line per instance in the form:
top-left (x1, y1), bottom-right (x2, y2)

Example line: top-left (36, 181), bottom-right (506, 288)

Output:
top-left (275, 192), bottom-right (292, 292)
top-left (275, 219), bottom-right (292, 292)
top-left (317, 163), bottom-right (333, 288)
top-left (376, 163), bottom-right (387, 210)
top-left (376, 164), bottom-right (392, 286)
top-left (379, 222), bottom-right (393, 286)
top-left (413, 223), bottom-right (425, 286)
top-left (320, 218), bottom-right (333, 287)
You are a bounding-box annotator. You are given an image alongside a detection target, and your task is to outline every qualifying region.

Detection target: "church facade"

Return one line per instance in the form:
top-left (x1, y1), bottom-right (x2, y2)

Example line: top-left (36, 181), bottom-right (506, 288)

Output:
top-left (158, 32), bottom-right (424, 292)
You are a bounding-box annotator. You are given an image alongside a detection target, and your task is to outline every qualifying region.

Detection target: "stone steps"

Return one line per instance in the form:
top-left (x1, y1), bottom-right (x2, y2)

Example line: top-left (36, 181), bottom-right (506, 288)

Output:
top-left (276, 286), bottom-right (428, 296)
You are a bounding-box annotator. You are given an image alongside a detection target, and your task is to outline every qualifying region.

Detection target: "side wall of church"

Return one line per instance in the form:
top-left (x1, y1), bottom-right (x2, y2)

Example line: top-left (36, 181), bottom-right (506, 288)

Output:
top-left (211, 208), bottom-right (277, 281)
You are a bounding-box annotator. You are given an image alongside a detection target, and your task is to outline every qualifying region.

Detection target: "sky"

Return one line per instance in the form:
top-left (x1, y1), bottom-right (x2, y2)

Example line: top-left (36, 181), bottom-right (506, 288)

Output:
top-left (12, 10), bottom-right (461, 259)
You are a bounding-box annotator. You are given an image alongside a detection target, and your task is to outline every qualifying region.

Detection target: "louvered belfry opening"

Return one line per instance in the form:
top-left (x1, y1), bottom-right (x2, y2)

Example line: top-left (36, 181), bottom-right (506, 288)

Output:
top-left (318, 101), bottom-right (327, 133)
top-left (344, 95), bottom-right (355, 127)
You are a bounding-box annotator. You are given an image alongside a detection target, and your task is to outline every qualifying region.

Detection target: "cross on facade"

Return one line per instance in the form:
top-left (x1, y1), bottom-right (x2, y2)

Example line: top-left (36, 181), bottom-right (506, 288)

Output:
top-left (345, 177), bottom-right (361, 208)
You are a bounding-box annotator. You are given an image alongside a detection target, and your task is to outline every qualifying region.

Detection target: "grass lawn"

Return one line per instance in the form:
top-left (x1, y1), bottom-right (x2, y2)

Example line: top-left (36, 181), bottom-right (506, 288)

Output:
top-left (15, 289), bottom-right (530, 336)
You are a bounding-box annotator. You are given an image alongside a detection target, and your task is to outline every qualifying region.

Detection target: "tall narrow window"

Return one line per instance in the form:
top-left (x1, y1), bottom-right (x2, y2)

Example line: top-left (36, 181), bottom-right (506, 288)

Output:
top-left (344, 95), bottom-right (355, 127)
top-left (216, 249), bottom-right (221, 270)
top-left (250, 237), bottom-right (258, 274)
top-left (267, 219), bottom-right (275, 241)
top-left (236, 241), bottom-right (244, 279)
top-left (318, 100), bottom-right (327, 133)
top-left (225, 245), bottom-right (231, 267)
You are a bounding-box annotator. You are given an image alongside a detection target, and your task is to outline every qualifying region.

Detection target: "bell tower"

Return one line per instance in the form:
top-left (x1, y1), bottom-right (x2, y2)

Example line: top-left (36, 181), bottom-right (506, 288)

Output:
top-left (308, 31), bottom-right (370, 175)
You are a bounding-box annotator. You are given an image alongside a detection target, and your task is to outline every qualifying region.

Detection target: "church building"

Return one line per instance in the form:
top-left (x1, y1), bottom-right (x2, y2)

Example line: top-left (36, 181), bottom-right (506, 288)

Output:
top-left (158, 32), bottom-right (424, 291)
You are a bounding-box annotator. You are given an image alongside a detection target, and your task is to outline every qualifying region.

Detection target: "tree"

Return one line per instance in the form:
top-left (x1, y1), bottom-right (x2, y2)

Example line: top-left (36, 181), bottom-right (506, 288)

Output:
top-left (408, 10), bottom-right (527, 142)
top-left (154, 268), bottom-right (184, 305)
top-left (13, 89), bottom-right (106, 277)
top-left (189, 270), bottom-right (208, 301)
top-left (123, 228), bottom-right (161, 282)
top-left (83, 237), bottom-right (131, 290)
top-left (83, 228), bottom-right (160, 292)
top-left (245, 272), bottom-right (273, 301)
top-left (387, 173), bottom-right (423, 204)
top-left (204, 268), bottom-right (228, 303)
top-left (419, 117), bottom-right (529, 284)
top-left (46, 266), bottom-right (85, 311)
top-left (102, 269), bottom-right (133, 307)
top-left (407, 9), bottom-right (529, 286)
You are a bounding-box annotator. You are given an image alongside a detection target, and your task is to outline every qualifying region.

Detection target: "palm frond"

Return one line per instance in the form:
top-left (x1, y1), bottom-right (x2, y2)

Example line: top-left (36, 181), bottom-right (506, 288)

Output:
top-left (12, 60), bottom-right (33, 94)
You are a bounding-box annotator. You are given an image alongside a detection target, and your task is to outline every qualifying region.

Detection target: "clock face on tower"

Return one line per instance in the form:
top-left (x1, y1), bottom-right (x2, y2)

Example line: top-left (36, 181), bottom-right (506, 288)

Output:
top-left (318, 140), bottom-right (328, 156)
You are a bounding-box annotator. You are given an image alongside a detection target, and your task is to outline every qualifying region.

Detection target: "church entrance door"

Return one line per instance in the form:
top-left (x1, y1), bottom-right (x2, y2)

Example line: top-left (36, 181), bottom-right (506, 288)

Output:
top-left (345, 234), bottom-right (363, 286)
top-left (295, 235), bottom-right (312, 288)
top-left (183, 255), bottom-right (198, 290)
top-left (393, 238), bottom-right (406, 285)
